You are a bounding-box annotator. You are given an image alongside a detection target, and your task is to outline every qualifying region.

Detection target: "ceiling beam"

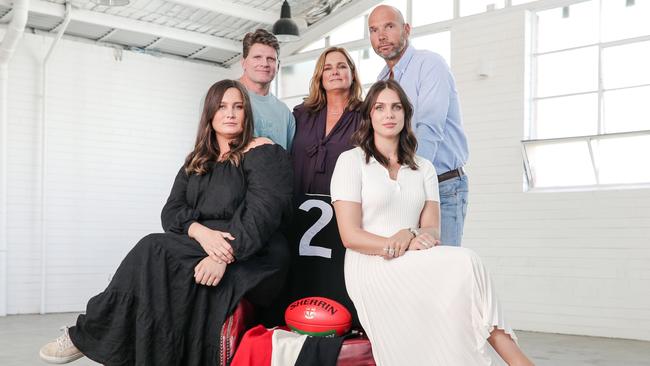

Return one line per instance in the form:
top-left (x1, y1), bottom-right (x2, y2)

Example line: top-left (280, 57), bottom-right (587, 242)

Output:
top-left (0, 8), bottom-right (13, 23)
top-left (167, 0), bottom-right (277, 25)
top-left (0, 0), bottom-right (241, 53)
top-left (280, 0), bottom-right (382, 57)
top-left (188, 46), bottom-right (210, 59)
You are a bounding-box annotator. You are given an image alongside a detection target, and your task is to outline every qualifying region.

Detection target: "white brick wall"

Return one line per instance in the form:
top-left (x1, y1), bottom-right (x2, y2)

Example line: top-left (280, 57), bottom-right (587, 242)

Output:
top-left (4, 31), bottom-right (235, 314)
top-left (453, 10), bottom-right (650, 341)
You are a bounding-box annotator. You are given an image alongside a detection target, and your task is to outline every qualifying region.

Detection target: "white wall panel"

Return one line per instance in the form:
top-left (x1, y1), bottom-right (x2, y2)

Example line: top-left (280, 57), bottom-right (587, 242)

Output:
top-left (5, 32), bottom-right (235, 314)
top-left (452, 10), bottom-right (650, 341)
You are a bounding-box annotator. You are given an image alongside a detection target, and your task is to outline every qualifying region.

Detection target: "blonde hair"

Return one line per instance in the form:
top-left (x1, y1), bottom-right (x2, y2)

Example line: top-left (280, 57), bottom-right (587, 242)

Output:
top-left (303, 47), bottom-right (363, 112)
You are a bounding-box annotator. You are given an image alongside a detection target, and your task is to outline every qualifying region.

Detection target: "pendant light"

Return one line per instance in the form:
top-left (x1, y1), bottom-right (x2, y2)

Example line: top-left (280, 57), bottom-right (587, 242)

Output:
top-left (272, 0), bottom-right (300, 42)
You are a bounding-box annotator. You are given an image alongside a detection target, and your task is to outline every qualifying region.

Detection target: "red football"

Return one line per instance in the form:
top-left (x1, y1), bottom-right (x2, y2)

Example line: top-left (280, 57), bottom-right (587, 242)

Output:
top-left (285, 296), bottom-right (352, 337)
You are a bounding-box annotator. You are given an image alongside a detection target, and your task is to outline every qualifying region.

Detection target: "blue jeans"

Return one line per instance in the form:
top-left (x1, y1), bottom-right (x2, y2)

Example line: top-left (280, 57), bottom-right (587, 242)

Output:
top-left (438, 175), bottom-right (469, 246)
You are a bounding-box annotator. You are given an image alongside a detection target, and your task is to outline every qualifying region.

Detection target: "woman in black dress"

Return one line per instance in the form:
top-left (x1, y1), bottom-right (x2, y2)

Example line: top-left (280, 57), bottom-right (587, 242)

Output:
top-left (39, 79), bottom-right (293, 365)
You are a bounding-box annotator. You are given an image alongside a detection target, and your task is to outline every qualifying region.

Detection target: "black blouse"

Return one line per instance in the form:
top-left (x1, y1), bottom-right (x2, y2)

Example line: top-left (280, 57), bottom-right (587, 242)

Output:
top-left (291, 103), bottom-right (362, 195)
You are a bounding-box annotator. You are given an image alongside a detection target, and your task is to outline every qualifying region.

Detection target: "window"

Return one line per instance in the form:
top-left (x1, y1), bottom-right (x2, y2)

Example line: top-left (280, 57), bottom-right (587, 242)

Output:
top-left (511, 0), bottom-right (538, 4)
top-left (411, 32), bottom-right (451, 65)
top-left (279, 59), bottom-right (316, 101)
top-left (524, 0), bottom-right (650, 190)
top-left (328, 16), bottom-right (365, 46)
top-left (356, 48), bottom-right (386, 86)
top-left (461, 0), bottom-right (505, 17)
top-left (299, 39), bottom-right (326, 53)
top-left (411, 0), bottom-right (453, 26)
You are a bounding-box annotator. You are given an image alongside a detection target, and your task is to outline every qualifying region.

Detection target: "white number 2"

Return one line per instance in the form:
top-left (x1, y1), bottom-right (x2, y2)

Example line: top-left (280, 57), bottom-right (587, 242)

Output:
top-left (298, 199), bottom-right (333, 258)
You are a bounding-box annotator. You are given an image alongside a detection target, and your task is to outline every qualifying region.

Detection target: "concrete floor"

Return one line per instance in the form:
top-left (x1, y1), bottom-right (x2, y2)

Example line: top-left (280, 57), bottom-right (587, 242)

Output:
top-left (1, 313), bottom-right (649, 365)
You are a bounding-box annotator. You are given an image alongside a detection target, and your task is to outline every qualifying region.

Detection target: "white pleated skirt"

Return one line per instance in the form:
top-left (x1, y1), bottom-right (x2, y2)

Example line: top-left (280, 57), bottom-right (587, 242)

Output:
top-left (344, 246), bottom-right (516, 366)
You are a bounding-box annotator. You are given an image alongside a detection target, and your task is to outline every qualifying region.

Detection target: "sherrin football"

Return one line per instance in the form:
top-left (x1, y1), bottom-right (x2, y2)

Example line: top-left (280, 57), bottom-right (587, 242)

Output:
top-left (285, 296), bottom-right (352, 337)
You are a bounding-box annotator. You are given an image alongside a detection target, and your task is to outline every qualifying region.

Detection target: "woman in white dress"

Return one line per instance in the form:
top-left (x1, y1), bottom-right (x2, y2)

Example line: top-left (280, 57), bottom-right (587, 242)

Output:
top-left (330, 80), bottom-right (533, 365)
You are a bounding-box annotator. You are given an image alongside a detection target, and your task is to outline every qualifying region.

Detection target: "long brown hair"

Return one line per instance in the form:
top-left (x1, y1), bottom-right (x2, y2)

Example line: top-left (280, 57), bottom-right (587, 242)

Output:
top-left (303, 47), bottom-right (363, 112)
top-left (353, 79), bottom-right (418, 170)
top-left (184, 80), bottom-right (254, 175)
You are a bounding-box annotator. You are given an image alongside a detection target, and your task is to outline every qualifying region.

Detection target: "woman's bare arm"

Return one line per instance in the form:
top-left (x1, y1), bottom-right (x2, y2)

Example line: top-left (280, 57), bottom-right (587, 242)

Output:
top-left (409, 201), bottom-right (441, 250)
top-left (333, 200), bottom-right (413, 258)
top-left (333, 201), bottom-right (388, 255)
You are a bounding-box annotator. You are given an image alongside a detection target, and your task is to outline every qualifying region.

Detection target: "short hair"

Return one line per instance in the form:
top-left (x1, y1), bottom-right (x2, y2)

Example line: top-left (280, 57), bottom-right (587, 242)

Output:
top-left (242, 29), bottom-right (280, 58)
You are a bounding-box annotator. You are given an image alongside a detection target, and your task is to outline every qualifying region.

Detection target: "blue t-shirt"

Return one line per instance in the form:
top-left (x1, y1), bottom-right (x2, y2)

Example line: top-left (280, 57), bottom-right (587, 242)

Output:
top-left (248, 91), bottom-right (296, 150)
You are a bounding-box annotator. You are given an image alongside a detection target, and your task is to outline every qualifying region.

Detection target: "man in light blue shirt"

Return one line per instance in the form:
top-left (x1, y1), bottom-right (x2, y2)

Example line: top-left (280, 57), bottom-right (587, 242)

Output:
top-left (368, 5), bottom-right (469, 246)
top-left (239, 29), bottom-right (295, 150)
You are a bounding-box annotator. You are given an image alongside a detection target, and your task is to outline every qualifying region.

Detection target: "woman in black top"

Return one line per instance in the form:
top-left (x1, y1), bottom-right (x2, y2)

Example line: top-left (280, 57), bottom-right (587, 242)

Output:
top-left (291, 47), bottom-right (363, 195)
top-left (39, 79), bottom-right (293, 365)
top-left (286, 47), bottom-right (364, 328)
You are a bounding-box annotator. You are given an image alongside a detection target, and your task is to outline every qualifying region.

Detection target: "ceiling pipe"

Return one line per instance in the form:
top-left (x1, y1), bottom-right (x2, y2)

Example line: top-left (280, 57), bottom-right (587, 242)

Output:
top-left (0, 0), bottom-right (30, 317)
top-left (39, 1), bottom-right (72, 315)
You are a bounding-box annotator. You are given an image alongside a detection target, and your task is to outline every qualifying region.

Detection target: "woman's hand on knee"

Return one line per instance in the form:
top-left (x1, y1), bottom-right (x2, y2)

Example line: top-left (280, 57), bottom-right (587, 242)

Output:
top-left (382, 229), bottom-right (412, 259)
top-left (194, 257), bottom-right (227, 286)
top-left (408, 232), bottom-right (439, 251)
top-left (191, 225), bottom-right (235, 264)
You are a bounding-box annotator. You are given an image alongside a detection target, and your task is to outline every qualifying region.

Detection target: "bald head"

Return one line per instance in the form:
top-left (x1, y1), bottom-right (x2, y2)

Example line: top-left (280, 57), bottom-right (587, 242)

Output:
top-left (368, 5), bottom-right (405, 26)
top-left (368, 5), bottom-right (410, 63)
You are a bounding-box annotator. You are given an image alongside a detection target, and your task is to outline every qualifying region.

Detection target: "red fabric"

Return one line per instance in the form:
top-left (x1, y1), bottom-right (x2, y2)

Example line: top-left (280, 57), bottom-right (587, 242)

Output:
top-left (230, 324), bottom-right (376, 366)
top-left (230, 325), bottom-right (274, 366)
top-left (337, 336), bottom-right (376, 366)
top-left (220, 299), bottom-right (255, 365)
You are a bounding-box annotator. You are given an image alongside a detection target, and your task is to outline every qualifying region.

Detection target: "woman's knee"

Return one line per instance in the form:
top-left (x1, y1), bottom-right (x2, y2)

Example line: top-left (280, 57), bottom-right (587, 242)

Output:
top-left (131, 233), bottom-right (168, 256)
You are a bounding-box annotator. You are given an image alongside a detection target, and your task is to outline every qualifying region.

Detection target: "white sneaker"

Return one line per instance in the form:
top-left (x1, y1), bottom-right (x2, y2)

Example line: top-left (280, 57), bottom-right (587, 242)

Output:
top-left (39, 326), bottom-right (84, 364)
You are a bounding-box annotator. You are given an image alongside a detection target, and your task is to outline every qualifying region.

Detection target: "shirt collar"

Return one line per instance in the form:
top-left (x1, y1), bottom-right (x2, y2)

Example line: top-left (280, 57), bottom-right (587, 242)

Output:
top-left (378, 44), bottom-right (416, 81)
top-left (366, 152), bottom-right (409, 169)
top-left (367, 154), bottom-right (380, 165)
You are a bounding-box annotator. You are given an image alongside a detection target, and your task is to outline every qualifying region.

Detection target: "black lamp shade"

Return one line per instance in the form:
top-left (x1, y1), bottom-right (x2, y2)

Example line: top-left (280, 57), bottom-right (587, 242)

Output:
top-left (273, 0), bottom-right (300, 42)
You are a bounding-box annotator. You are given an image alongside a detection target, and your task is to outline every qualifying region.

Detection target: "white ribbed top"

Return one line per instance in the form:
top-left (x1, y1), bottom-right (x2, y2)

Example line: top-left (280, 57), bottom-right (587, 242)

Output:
top-left (330, 147), bottom-right (516, 366)
top-left (331, 147), bottom-right (439, 237)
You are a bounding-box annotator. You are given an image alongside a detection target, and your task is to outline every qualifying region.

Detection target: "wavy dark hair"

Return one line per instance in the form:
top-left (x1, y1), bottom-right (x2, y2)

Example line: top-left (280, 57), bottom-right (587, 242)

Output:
top-left (353, 79), bottom-right (418, 170)
top-left (184, 80), bottom-right (254, 175)
top-left (303, 47), bottom-right (363, 112)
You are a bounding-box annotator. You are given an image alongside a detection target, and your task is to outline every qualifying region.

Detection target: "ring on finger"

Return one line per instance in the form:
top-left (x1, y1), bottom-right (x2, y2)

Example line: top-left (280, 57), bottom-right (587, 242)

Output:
top-left (388, 248), bottom-right (395, 256)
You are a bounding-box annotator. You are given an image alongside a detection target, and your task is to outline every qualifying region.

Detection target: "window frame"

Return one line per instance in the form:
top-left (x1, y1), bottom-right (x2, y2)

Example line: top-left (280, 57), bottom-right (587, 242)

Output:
top-left (523, 0), bottom-right (650, 191)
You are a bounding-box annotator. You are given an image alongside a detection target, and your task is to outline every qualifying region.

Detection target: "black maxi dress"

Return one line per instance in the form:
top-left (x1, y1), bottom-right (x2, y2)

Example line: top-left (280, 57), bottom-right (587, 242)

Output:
top-left (68, 144), bottom-right (293, 366)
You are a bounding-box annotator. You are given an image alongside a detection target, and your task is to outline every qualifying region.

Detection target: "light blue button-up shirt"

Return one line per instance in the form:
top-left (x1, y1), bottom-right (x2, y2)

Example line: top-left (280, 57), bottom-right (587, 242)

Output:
top-left (378, 45), bottom-right (468, 174)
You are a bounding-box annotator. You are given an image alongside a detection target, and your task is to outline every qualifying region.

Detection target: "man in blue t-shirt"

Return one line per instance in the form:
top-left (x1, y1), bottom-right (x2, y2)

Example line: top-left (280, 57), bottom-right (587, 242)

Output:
top-left (238, 29), bottom-right (295, 150)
